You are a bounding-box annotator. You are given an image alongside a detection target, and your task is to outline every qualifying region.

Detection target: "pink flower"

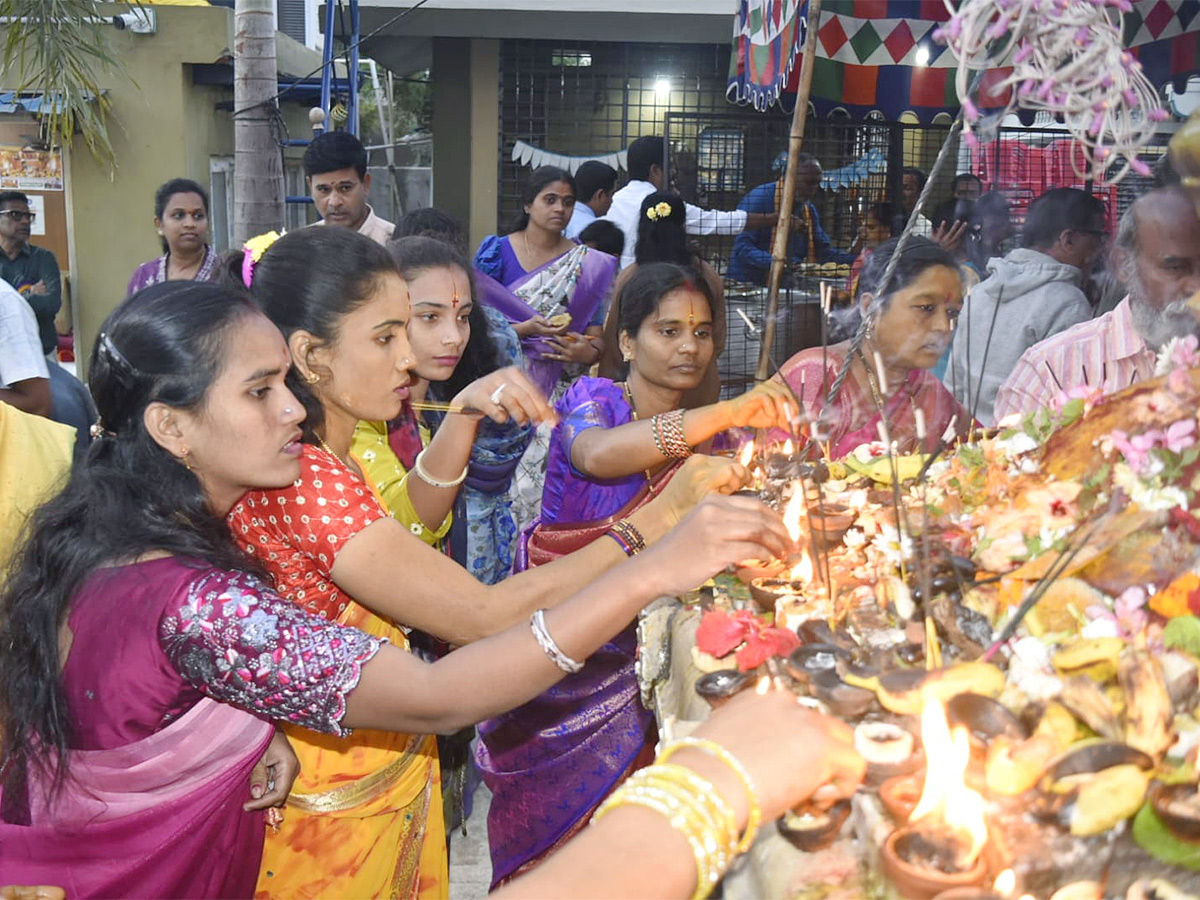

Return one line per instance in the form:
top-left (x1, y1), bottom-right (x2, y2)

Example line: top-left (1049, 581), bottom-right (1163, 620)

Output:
top-left (1171, 335), bottom-right (1200, 369)
top-left (1164, 419), bottom-right (1197, 454)
top-left (1109, 429), bottom-right (1157, 474)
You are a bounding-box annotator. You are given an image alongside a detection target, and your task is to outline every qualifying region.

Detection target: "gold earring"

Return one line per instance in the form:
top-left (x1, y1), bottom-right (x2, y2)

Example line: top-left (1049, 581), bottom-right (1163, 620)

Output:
top-left (304, 371), bottom-right (320, 385)
top-left (621, 351), bottom-right (632, 362)
top-left (180, 447), bottom-right (194, 472)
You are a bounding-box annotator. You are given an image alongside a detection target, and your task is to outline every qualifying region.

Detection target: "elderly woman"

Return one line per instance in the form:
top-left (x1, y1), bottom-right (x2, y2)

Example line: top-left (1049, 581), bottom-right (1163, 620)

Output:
top-left (775, 236), bottom-right (972, 458)
top-left (127, 178), bottom-right (219, 295)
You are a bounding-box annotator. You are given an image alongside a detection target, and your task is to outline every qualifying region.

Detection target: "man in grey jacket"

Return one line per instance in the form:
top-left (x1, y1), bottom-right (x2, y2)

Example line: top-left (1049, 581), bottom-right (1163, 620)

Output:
top-left (946, 187), bottom-right (1106, 425)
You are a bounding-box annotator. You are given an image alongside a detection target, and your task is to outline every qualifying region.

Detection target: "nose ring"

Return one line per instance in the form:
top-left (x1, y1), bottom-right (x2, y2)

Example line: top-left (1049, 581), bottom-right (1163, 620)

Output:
top-left (283, 407), bottom-right (294, 415)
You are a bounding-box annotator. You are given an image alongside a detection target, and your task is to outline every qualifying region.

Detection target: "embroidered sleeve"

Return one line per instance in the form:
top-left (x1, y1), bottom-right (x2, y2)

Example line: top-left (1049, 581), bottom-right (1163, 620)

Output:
top-left (276, 451), bottom-right (387, 565)
top-left (159, 569), bottom-right (384, 735)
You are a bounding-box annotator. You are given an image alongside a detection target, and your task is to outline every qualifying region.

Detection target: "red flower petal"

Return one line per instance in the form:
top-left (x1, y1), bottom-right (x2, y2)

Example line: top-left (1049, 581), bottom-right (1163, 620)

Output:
top-left (696, 610), bottom-right (751, 658)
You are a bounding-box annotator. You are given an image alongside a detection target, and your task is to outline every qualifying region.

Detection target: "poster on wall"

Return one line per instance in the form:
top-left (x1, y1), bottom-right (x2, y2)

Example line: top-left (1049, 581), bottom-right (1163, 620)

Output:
top-left (0, 145), bottom-right (63, 191)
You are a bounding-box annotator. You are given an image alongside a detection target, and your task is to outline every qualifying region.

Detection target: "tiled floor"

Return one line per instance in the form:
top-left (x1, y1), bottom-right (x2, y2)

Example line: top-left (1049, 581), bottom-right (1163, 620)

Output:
top-left (448, 783), bottom-right (492, 899)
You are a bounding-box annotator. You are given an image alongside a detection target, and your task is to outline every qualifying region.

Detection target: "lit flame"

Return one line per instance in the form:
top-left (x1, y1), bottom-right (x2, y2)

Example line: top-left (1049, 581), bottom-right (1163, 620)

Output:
top-left (782, 490), bottom-right (805, 542)
top-left (755, 675), bottom-right (771, 695)
top-left (738, 441), bottom-right (755, 468)
top-left (910, 695), bottom-right (988, 866)
top-left (993, 869), bottom-right (1016, 896)
top-left (788, 549), bottom-right (814, 583)
top-left (782, 438), bottom-right (794, 456)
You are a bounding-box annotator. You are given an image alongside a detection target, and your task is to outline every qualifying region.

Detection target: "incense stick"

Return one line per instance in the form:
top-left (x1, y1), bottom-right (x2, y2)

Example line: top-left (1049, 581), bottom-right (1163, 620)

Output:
top-left (410, 400), bottom-right (469, 413)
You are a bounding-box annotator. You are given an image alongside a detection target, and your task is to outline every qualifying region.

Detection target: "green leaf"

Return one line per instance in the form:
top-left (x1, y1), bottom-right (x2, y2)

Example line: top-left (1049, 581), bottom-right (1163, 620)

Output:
top-left (1163, 616), bottom-right (1200, 657)
top-left (1133, 802), bottom-right (1200, 870)
top-left (1057, 398), bottom-right (1085, 427)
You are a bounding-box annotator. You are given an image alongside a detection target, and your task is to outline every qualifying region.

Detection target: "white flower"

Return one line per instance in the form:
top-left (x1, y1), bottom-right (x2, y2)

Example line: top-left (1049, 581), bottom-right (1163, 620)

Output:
top-left (994, 430), bottom-right (1039, 458)
top-left (842, 528), bottom-right (868, 549)
top-left (409, 522), bottom-right (425, 536)
top-left (870, 524), bottom-right (912, 567)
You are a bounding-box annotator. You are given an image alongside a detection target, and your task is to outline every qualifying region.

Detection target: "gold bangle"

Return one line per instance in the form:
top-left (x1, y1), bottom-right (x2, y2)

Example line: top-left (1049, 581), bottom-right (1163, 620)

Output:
top-left (658, 737), bottom-right (761, 854)
top-left (608, 519), bottom-right (646, 556)
top-left (593, 765), bottom-right (737, 900)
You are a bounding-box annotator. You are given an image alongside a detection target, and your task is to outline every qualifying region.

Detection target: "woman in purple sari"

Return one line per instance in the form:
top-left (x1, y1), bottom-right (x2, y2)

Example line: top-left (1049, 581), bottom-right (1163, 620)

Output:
top-left (478, 263), bottom-right (798, 887)
top-left (0, 280), bottom-right (794, 899)
top-left (126, 178), bottom-right (219, 296)
top-left (474, 166), bottom-right (619, 530)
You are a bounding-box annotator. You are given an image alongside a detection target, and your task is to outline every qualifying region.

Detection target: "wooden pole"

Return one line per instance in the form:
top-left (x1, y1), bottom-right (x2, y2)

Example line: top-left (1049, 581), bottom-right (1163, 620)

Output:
top-left (755, 0), bottom-right (824, 383)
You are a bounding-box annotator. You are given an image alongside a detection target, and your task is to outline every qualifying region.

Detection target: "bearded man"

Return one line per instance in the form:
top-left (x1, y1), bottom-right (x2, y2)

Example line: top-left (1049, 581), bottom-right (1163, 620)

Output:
top-left (993, 186), bottom-right (1200, 420)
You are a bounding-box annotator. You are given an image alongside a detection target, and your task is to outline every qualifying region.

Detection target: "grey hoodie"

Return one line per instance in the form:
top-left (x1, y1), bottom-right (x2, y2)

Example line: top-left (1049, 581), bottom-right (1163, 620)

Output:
top-left (946, 247), bottom-right (1091, 426)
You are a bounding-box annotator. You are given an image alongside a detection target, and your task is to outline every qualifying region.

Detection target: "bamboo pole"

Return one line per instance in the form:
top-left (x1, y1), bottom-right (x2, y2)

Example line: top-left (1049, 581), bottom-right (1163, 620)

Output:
top-left (755, 0), bottom-right (824, 383)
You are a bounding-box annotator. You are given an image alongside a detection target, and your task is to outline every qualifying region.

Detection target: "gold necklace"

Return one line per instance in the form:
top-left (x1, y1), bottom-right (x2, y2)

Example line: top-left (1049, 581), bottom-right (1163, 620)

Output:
top-left (315, 433), bottom-right (352, 470)
top-left (619, 381), bottom-right (656, 490)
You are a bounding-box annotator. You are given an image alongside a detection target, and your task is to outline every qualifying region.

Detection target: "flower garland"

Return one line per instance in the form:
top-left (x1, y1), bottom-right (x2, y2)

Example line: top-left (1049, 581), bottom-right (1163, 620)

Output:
top-left (936, 0), bottom-right (1170, 184)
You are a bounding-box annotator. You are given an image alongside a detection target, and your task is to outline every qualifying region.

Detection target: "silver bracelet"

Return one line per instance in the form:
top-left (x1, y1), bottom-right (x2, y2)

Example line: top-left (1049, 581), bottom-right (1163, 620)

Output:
top-left (530, 608), bottom-right (584, 674)
top-left (412, 447), bottom-right (468, 489)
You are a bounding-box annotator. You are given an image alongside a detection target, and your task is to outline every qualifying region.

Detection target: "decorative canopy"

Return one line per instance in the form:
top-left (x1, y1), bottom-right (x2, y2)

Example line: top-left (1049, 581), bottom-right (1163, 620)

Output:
top-left (727, 0), bottom-right (1200, 122)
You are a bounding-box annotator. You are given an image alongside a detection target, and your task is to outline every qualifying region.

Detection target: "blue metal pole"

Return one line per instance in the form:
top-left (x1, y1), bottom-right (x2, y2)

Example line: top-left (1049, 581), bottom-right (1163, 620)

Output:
top-left (348, 0), bottom-right (361, 136)
top-left (317, 0), bottom-right (339, 132)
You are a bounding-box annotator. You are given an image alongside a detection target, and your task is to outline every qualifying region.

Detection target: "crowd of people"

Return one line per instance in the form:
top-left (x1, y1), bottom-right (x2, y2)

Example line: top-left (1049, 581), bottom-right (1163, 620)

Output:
top-left (2, 124), bottom-right (1199, 900)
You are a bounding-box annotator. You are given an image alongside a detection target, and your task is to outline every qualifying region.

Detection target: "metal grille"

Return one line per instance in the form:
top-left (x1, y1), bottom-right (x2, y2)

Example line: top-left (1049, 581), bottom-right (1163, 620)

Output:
top-left (497, 39), bottom-right (738, 229)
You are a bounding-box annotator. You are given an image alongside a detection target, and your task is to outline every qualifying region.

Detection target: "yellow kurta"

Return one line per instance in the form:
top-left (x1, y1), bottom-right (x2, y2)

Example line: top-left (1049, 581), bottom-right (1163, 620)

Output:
top-left (352, 419), bottom-right (450, 546)
top-left (0, 402), bottom-right (73, 572)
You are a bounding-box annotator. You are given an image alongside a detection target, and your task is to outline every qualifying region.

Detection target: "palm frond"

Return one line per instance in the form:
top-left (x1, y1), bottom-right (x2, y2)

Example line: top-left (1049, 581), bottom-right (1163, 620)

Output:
top-left (0, 0), bottom-right (134, 166)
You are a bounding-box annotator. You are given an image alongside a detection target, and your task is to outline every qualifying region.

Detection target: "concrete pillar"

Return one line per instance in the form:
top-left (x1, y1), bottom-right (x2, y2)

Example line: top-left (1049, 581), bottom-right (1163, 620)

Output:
top-left (432, 37), bottom-right (500, 254)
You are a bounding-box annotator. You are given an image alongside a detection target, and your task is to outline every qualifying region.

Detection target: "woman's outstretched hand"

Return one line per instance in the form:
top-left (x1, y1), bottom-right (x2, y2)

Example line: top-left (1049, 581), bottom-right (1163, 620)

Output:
top-left (244, 728), bottom-right (299, 812)
top-left (637, 493), bottom-right (792, 598)
top-left (677, 689), bottom-right (865, 823)
top-left (454, 367), bottom-right (556, 427)
top-left (720, 380), bottom-right (800, 431)
top-left (513, 315), bottom-right (570, 339)
top-left (652, 455), bottom-right (751, 526)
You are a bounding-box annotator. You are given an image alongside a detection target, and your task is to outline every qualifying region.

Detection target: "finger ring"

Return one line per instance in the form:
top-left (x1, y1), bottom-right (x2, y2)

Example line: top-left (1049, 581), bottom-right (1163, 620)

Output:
top-left (490, 383), bottom-right (507, 405)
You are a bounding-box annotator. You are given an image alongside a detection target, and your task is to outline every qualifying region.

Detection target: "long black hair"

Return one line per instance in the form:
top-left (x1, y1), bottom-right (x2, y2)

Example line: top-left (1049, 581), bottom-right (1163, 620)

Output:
top-left (635, 192), bottom-right (692, 266)
top-left (154, 177), bottom-right (210, 254)
top-left (386, 235), bottom-right (502, 397)
top-left (502, 165), bottom-right (575, 235)
top-left (0, 282), bottom-right (265, 808)
top-left (223, 227), bottom-right (401, 442)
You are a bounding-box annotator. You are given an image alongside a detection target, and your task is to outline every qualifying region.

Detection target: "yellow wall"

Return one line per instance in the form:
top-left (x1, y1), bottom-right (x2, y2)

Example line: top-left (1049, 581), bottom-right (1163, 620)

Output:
top-left (0, 3), bottom-right (318, 369)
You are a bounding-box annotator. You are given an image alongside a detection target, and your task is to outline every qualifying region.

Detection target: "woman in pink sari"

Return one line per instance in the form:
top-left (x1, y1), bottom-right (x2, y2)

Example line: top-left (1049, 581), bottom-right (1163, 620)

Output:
top-left (0, 281), bottom-right (800, 899)
top-left (775, 236), bottom-right (972, 458)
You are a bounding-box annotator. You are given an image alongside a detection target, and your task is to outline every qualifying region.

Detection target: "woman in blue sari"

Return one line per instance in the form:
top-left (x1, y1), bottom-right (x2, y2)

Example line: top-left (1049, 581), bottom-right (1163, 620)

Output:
top-left (474, 166), bottom-right (619, 532)
top-left (477, 263), bottom-right (797, 887)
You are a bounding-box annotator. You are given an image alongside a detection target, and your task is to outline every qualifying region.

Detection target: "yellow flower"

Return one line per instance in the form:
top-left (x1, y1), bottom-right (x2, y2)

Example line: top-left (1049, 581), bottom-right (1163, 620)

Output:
top-left (244, 230), bottom-right (282, 263)
top-left (645, 201), bottom-right (673, 223)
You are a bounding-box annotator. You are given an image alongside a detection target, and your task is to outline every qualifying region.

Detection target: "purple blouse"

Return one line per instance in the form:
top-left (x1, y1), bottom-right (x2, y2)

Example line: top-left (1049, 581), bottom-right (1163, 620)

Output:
top-left (63, 556), bottom-right (382, 751)
top-left (126, 246), bottom-right (219, 297)
top-left (539, 377), bottom-right (646, 525)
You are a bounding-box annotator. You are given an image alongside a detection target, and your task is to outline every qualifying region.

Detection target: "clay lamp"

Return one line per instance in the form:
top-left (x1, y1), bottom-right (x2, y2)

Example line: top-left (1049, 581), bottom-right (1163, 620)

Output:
top-left (1149, 780), bottom-right (1200, 842)
top-left (855, 720), bottom-right (923, 786)
top-left (694, 668), bottom-right (754, 710)
top-left (881, 697), bottom-right (989, 899)
top-left (807, 502), bottom-right (856, 550)
top-left (776, 798), bottom-right (852, 852)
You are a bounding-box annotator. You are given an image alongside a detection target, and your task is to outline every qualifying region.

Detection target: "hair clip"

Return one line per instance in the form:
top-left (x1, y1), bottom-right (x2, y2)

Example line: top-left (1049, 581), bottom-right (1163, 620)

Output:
top-left (89, 421), bottom-right (115, 440)
top-left (241, 230), bottom-right (282, 288)
top-left (98, 332), bottom-right (137, 381)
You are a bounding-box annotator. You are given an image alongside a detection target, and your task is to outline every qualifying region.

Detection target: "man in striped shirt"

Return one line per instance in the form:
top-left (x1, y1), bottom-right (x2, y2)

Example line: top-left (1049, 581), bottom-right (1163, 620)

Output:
top-left (993, 186), bottom-right (1200, 421)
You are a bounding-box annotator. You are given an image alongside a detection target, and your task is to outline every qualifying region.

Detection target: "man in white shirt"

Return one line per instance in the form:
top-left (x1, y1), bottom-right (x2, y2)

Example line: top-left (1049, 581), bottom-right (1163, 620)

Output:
top-left (601, 135), bottom-right (779, 268)
top-left (564, 161), bottom-right (617, 239)
top-left (0, 278), bottom-right (51, 417)
top-left (305, 131), bottom-right (395, 245)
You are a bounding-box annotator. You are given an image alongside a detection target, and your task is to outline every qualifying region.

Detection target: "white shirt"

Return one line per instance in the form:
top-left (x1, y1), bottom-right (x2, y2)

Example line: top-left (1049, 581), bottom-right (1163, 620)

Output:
top-left (563, 202), bottom-right (597, 239)
top-left (313, 204), bottom-right (395, 246)
top-left (601, 180), bottom-right (748, 269)
top-left (0, 279), bottom-right (48, 388)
